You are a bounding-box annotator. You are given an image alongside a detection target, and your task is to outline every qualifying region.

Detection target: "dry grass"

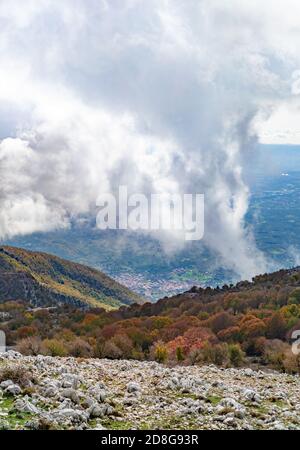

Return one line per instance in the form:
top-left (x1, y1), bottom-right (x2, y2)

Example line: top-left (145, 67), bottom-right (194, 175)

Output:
top-left (0, 363), bottom-right (34, 388)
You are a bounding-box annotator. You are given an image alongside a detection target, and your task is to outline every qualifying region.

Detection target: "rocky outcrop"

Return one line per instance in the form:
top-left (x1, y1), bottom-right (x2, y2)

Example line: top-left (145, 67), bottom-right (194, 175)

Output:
top-left (0, 351), bottom-right (300, 430)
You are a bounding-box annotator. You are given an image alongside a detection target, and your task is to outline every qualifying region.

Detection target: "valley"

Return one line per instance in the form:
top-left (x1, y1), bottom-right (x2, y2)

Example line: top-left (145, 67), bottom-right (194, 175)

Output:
top-left (6, 170), bottom-right (300, 300)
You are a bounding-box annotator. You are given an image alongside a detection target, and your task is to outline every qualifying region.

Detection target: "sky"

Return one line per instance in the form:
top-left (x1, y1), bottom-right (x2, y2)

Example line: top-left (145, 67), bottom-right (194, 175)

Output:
top-left (1, 0), bottom-right (300, 280)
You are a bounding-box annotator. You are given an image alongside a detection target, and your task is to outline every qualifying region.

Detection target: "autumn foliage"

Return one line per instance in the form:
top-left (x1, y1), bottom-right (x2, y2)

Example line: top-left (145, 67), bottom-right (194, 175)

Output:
top-left (2, 267), bottom-right (300, 372)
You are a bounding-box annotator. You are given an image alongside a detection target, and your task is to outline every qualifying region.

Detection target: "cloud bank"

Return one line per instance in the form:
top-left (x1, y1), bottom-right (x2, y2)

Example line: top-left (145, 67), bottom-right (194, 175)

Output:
top-left (1, 0), bottom-right (300, 279)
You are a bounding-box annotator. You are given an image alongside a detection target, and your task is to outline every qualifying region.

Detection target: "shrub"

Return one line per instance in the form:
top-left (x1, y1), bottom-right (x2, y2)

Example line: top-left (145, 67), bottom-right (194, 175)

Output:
top-left (33, 417), bottom-right (56, 430)
top-left (110, 334), bottom-right (134, 359)
top-left (228, 344), bottom-right (244, 367)
top-left (217, 326), bottom-right (241, 342)
top-left (265, 312), bottom-right (287, 339)
top-left (150, 341), bottom-right (167, 363)
top-left (176, 346), bottom-right (185, 362)
top-left (0, 364), bottom-right (33, 387)
top-left (188, 349), bottom-right (202, 365)
top-left (42, 338), bottom-right (67, 357)
top-left (283, 350), bottom-right (300, 374)
top-left (209, 312), bottom-right (235, 334)
top-left (67, 338), bottom-right (93, 358)
top-left (166, 336), bottom-right (187, 361)
top-left (243, 337), bottom-right (267, 357)
top-left (93, 337), bottom-right (105, 358)
top-left (288, 288), bottom-right (300, 305)
top-left (16, 336), bottom-right (45, 356)
top-left (16, 326), bottom-right (38, 339)
top-left (198, 312), bottom-right (209, 320)
top-left (240, 315), bottom-right (266, 338)
top-left (131, 348), bottom-right (145, 360)
top-left (263, 339), bottom-right (288, 371)
top-left (201, 342), bottom-right (229, 366)
top-left (281, 304), bottom-right (300, 319)
top-left (101, 340), bottom-right (123, 359)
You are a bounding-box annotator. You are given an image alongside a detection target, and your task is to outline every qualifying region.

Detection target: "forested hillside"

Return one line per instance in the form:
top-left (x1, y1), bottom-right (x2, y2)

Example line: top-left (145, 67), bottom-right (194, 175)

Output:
top-left (0, 246), bottom-right (143, 310)
top-left (2, 266), bottom-right (300, 373)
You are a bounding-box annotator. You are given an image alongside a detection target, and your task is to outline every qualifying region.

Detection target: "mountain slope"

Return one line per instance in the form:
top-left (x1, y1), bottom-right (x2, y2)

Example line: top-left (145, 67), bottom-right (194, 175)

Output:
top-left (2, 264), bottom-right (300, 374)
top-left (0, 246), bottom-right (143, 310)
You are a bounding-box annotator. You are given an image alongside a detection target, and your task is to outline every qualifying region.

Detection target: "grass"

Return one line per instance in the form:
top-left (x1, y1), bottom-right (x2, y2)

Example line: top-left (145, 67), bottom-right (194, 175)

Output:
top-left (172, 392), bottom-right (199, 401)
top-left (251, 404), bottom-right (268, 416)
top-left (206, 395), bottom-right (222, 405)
top-left (101, 419), bottom-right (133, 430)
top-left (0, 395), bottom-right (33, 429)
top-left (270, 399), bottom-right (287, 408)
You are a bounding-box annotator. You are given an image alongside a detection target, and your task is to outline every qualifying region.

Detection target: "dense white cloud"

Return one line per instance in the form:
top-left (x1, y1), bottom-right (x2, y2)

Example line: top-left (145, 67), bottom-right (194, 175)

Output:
top-left (0, 0), bottom-right (300, 279)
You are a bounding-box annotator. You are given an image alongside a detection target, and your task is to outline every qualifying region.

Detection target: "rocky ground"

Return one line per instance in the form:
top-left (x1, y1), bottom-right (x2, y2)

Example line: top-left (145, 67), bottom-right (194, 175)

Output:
top-left (0, 351), bottom-right (300, 430)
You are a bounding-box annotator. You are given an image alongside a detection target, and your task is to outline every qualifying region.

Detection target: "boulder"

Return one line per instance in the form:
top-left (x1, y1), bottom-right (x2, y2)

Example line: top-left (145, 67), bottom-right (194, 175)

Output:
top-left (218, 398), bottom-right (246, 419)
top-left (61, 388), bottom-right (80, 404)
top-left (0, 380), bottom-right (13, 389)
top-left (81, 396), bottom-right (95, 409)
top-left (5, 384), bottom-right (22, 396)
top-left (0, 350), bottom-right (22, 361)
top-left (61, 374), bottom-right (81, 389)
top-left (88, 404), bottom-right (114, 418)
top-left (243, 389), bottom-right (261, 403)
top-left (53, 408), bottom-right (88, 424)
top-left (127, 382), bottom-right (140, 394)
top-left (43, 386), bottom-right (58, 398)
top-left (14, 398), bottom-right (40, 414)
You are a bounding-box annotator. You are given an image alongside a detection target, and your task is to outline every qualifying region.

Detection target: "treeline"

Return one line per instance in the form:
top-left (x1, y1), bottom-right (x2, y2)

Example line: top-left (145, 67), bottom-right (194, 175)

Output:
top-left (2, 267), bottom-right (300, 373)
